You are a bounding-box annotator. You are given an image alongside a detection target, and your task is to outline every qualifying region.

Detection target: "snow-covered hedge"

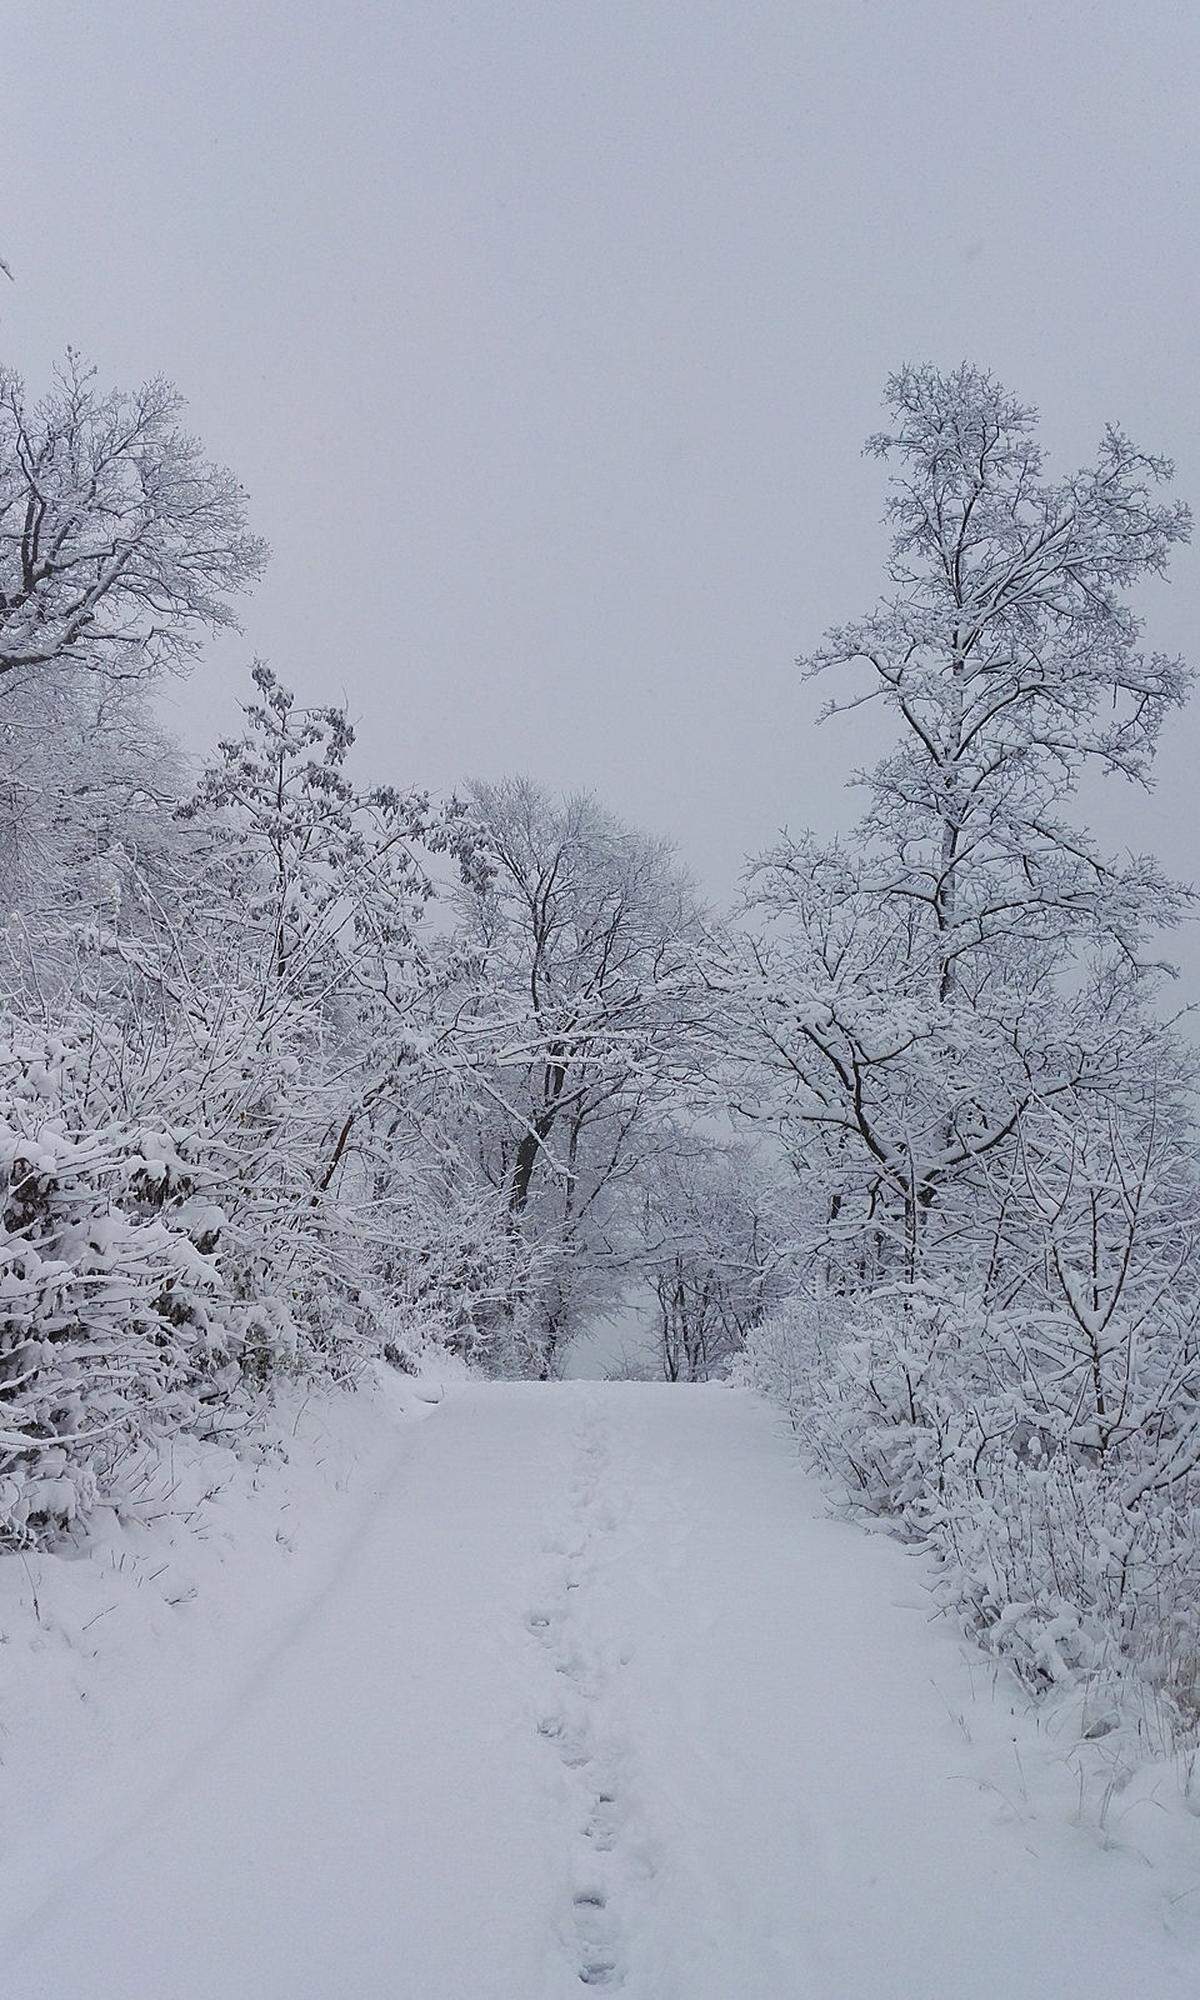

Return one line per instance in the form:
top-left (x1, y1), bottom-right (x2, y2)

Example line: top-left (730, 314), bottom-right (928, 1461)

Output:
top-left (0, 1035), bottom-right (264, 1543)
top-left (739, 1288), bottom-right (1200, 1736)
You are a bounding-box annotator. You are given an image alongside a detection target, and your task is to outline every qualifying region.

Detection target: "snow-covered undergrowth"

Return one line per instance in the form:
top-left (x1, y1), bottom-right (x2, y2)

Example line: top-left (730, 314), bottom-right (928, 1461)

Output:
top-left (0, 660), bottom-right (493, 1553)
top-left (0, 1364), bottom-right (456, 1940)
top-left (740, 1294), bottom-right (1200, 1805)
top-left (0, 1035), bottom-right (287, 1545)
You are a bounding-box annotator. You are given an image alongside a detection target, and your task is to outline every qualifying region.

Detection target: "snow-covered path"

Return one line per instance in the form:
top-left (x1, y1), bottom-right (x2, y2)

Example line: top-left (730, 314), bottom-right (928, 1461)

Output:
top-left (7, 1383), bottom-right (1199, 1998)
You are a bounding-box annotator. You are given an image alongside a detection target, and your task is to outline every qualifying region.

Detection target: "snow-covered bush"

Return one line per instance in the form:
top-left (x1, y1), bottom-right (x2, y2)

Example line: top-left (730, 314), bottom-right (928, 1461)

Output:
top-left (0, 652), bottom-right (497, 1540)
top-left (0, 1032), bottom-right (263, 1544)
top-left (741, 1281), bottom-right (1200, 1731)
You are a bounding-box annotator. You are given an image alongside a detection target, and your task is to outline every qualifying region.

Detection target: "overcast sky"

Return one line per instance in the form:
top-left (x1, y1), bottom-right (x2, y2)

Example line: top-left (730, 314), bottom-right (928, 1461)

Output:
top-left (8, 1), bottom-right (1199, 973)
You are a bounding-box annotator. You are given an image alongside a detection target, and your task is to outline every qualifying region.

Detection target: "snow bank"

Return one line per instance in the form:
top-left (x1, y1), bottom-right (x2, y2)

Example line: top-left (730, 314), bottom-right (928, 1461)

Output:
top-left (0, 1362), bottom-right (457, 1939)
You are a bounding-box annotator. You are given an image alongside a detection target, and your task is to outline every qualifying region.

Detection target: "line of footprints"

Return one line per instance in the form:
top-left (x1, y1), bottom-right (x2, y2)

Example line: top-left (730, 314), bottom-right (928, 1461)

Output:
top-left (527, 1418), bottom-right (640, 1990)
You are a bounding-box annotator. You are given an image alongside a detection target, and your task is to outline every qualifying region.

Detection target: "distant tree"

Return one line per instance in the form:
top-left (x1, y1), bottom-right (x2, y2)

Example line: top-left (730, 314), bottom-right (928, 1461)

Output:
top-left (0, 352), bottom-right (265, 688)
top-left (640, 1143), bottom-right (784, 1381)
top-left (450, 778), bottom-right (705, 1374)
top-left (0, 670), bottom-right (184, 1011)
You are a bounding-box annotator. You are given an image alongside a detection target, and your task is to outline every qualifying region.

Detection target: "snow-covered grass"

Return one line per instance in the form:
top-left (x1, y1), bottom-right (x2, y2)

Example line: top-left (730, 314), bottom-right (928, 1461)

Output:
top-left (0, 1361), bottom-right (460, 1942)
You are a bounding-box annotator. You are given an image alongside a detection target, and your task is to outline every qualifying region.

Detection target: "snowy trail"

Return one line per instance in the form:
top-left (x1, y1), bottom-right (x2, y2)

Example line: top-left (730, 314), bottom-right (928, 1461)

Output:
top-left (7, 1382), bottom-right (1200, 1999)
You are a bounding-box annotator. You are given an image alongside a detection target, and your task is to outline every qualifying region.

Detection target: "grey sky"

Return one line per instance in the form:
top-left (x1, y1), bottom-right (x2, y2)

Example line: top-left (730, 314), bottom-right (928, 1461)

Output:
top-left (8, 2), bottom-right (1200, 967)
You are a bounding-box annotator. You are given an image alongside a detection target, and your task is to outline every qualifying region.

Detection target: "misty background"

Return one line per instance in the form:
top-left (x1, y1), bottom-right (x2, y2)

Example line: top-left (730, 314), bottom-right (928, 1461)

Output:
top-left (7, 1), bottom-right (1198, 977)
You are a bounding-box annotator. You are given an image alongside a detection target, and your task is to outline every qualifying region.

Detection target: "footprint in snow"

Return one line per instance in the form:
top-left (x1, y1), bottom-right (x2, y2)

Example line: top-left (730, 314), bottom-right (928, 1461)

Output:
top-left (573, 1886), bottom-right (624, 1987)
top-left (537, 1715), bottom-right (591, 1768)
top-left (578, 1957), bottom-right (623, 1987)
top-left (582, 1790), bottom-right (620, 1851)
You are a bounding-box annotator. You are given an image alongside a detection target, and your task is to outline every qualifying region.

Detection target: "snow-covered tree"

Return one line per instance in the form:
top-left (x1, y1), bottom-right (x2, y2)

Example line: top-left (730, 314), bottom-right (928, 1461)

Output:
top-left (638, 1142), bottom-right (785, 1381)
top-left (448, 779), bottom-right (706, 1374)
top-left (0, 352), bottom-right (265, 689)
top-left (736, 365), bottom-right (1200, 1713)
top-left (0, 660), bottom-right (490, 1540)
top-left (730, 362), bottom-right (1192, 1278)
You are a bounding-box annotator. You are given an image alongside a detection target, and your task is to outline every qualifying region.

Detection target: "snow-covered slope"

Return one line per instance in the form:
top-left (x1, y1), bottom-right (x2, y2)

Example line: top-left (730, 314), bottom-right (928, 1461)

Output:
top-left (5, 1381), bottom-right (1200, 1998)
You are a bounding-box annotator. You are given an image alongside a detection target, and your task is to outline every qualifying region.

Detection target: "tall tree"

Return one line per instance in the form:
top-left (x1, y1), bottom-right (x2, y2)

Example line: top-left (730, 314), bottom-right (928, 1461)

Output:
top-left (729, 363), bottom-right (1193, 1278)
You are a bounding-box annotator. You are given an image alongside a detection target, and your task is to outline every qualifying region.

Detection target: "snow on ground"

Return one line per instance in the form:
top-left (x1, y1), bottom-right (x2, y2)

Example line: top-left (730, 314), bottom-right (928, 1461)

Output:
top-left (0, 1368), bottom-right (454, 1941)
top-left (4, 1380), bottom-right (1200, 1998)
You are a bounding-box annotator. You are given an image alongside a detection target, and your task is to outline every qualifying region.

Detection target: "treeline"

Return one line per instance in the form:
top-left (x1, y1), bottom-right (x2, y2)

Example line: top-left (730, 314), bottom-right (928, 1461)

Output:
top-left (0, 355), bottom-right (772, 1546)
top-left (5, 350), bottom-right (1200, 1747)
top-left (736, 366), bottom-right (1200, 1725)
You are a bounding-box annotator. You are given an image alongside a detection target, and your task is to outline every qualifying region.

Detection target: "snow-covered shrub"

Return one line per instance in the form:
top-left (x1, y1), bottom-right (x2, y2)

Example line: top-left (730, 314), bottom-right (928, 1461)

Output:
top-left (0, 1033), bottom-right (260, 1544)
top-left (742, 1280), bottom-right (1200, 1732)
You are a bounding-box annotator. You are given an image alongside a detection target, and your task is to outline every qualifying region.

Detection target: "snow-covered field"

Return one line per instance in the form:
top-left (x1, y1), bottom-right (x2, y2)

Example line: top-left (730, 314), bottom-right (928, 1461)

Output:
top-left (4, 1379), bottom-right (1200, 1998)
